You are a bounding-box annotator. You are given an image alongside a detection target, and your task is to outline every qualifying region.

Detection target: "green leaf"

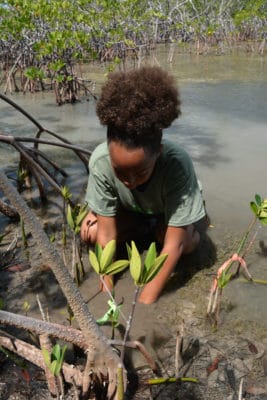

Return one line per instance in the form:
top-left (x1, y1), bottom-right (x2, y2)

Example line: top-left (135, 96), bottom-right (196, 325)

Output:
top-left (96, 299), bottom-right (122, 327)
top-left (129, 241), bottom-right (142, 284)
top-left (52, 343), bottom-right (61, 361)
top-left (76, 205), bottom-right (88, 226)
top-left (144, 242), bottom-right (157, 272)
top-left (259, 210), bottom-right (267, 218)
top-left (50, 360), bottom-right (58, 376)
top-left (61, 185), bottom-right (72, 200)
top-left (126, 242), bottom-right (132, 258)
top-left (58, 345), bottom-right (67, 370)
top-left (259, 217), bottom-right (267, 226)
top-left (96, 310), bottom-right (111, 325)
top-left (250, 201), bottom-right (258, 216)
top-left (218, 270), bottom-right (232, 289)
top-left (95, 243), bottom-right (103, 260)
top-left (100, 240), bottom-right (116, 271)
top-left (144, 253), bottom-right (168, 283)
top-left (66, 204), bottom-right (75, 230)
top-left (89, 250), bottom-right (100, 274)
top-left (42, 348), bottom-right (51, 369)
top-left (255, 194), bottom-right (262, 206)
top-left (105, 259), bottom-right (129, 275)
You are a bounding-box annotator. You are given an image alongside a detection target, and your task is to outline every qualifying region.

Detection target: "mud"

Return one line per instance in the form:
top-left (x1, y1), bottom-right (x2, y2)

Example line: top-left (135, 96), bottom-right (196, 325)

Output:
top-left (0, 190), bottom-right (267, 399)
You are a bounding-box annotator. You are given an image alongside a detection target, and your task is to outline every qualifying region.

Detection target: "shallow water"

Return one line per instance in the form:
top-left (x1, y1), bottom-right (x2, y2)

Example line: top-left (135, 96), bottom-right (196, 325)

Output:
top-left (1, 50), bottom-right (267, 336)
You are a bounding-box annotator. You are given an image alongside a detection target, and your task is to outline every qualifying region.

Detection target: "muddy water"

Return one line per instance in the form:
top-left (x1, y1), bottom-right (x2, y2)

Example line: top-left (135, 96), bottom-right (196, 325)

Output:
top-left (1, 51), bottom-right (267, 375)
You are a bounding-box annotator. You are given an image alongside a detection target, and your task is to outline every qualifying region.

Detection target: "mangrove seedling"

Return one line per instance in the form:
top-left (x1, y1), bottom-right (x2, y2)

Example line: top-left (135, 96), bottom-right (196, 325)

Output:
top-left (42, 343), bottom-right (67, 377)
top-left (250, 194), bottom-right (267, 225)
top-left (120, 241), bottom-right (168, 361)
top-left (22, 301), bottom-right (31, 316)
top-left (66, 202), bottom-right (88, 285)
top-left (42, 343), bottom-right (67, 396)
top-left (207, 193), bottom-right (267, 325)
top-left (89, 240), bottom-right (129, 338)
top-left (61, 185), bottom-right (72, 248)
top-left (89, 239), bottom-right (129, 293)
top-left (97, 298), bottom-right (124, 339)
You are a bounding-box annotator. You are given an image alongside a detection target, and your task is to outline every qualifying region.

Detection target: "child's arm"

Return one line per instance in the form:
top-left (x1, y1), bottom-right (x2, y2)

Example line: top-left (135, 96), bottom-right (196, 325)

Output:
top-left (96, 214), bottom-right (117, 247)
top-left (97, 215), bottom-right (118, 291)
top-left (138, 224), bottom-right (199, 304)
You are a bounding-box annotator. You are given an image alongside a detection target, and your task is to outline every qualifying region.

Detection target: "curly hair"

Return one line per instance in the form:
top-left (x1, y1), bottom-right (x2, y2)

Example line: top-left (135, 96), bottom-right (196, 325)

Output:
top-left (96, 66), bottom-right (181, 152)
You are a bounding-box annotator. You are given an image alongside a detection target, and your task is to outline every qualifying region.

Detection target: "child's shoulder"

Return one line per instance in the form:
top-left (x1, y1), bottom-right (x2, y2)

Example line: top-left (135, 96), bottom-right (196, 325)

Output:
top-left (89, 142), bottom-right (109, 167)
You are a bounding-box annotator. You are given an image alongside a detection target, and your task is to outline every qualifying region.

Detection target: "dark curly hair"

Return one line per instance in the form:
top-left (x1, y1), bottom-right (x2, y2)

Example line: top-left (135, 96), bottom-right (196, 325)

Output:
top-left (96, 66), bottom-right (181, 153)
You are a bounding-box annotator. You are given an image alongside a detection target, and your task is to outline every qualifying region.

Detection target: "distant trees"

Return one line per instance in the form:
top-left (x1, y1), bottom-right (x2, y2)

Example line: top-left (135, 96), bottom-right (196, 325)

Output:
top-left (0, 0), bottom-right (266, 101)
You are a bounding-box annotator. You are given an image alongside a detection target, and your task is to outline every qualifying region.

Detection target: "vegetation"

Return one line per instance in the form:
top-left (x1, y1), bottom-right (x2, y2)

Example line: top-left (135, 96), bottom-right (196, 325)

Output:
top-left (207, 194), bottom-right (267, 326)
top-left (0, 0), bottom-right (266, 102)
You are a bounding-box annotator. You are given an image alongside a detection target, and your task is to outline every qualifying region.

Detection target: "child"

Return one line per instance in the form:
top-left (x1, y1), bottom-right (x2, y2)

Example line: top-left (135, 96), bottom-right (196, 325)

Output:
top-left (81, 66), bottom-right (206, 304)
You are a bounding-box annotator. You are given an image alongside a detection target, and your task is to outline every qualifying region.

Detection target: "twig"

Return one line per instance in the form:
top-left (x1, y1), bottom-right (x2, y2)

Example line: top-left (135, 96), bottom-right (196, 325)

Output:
top-left (238, 377), bottom-right (244, 400)
top-left (175, 324), bottom-right (184, 378)
top-left (120, 286), bottom-right (140, 363)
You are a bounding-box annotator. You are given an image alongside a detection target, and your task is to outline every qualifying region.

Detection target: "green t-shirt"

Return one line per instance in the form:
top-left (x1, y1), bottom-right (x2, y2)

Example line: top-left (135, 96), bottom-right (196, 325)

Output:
top-left (85, 139), bottom-right (205, 227)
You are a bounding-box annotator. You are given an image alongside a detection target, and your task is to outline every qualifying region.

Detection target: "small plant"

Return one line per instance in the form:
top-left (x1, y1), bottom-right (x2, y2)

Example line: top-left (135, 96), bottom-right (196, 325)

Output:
top-left (89, 239), bottom-right (129, 291)
top-left (61, 185), bottom-right (72, 248)
top-left (207, 194), bottom-right (267, 326)
top-left (127, 241), bottom-right (168, 287)
top-left (250, 194), bottom-right (267, 225)
top-left (97, 298), bottom-right (124, 339)
top-left (42, 343), bottom-right (67, 377)
top-left (22, 301), bottom-right (31, 316)
top-left (66, 201), bottom-right (88, 284)
top-left (119, 241), bottom-right (168, 361)
top-left (90, 239), bottom-right (168, 362)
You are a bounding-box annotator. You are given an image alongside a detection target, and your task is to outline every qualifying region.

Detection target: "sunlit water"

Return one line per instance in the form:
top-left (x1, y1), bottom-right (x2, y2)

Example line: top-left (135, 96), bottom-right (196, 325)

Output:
top-left (1, 49), bottom-right (267, 328)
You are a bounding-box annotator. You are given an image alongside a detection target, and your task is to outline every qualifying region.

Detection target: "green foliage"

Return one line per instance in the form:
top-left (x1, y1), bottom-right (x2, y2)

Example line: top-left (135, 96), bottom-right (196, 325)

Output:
top-left (1, 0), bottom-right (266, 96)
top-left (24, 67), bottom-right (45, 81)
top-left (217, 269), bottom-right (232, 289)
top-left (250, 194), bottom-right (267, 226)
top-left (22, 301), bottom-right (30, 316)
top-left (127, 241), bottom-right (168, 287)
top-left (66, 203), bottom-right (88, 234)
top-left (61, 186), bottom-right (72, 201)
top-left (42, 343), bottom-right (67, 377)
top-left (89, 240), bottom-right (129, 276)
top-left (96, 299), bottom-right (123, 327)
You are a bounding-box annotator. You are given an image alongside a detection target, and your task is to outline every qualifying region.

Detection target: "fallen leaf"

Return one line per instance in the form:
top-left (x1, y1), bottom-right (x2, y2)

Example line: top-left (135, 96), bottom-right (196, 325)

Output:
top-left (20, 368), bottom-right (31, 384)
top-left (207, 356), bottom-right (222, 375)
